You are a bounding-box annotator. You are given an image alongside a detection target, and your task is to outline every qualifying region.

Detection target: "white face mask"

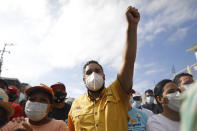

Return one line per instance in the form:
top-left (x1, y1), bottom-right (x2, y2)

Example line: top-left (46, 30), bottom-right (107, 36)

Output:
top-left (166, 91), bottom-right (181, 112)
top-left (85, 72), bottom-right (104, 91)
top-left (25, 100), bottom-right (49, 121)
top-left (183, 83), bottom-right (194, 90)
top-left (146, 96), bottom-right (154, 104)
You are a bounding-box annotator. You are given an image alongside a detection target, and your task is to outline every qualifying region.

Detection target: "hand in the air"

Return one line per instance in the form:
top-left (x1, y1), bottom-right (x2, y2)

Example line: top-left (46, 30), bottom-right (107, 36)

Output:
top-left (126, 6), bottom-right (140, 27)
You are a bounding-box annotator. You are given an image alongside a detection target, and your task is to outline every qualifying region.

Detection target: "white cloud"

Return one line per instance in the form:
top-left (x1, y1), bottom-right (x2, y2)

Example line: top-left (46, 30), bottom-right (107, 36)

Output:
top-left (168, 27), bottom-right (189, 42)
top-left (0, 0), bottom-right (196, 97)
top-left (135, 62), bottom-right (157, 70)
top-left (138, 0), bottom-right (197, 45)
top-left (133, 80), bottom-right (154, 94)
top-left (145, 69), bottom-right (164, 75)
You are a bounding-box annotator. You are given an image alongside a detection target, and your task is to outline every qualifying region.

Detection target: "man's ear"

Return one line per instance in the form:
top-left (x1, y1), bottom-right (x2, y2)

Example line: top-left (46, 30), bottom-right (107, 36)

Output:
top-left (103, 74), bottom-right (105, 81)
top-left (83, 76), bottom-right (86, 84)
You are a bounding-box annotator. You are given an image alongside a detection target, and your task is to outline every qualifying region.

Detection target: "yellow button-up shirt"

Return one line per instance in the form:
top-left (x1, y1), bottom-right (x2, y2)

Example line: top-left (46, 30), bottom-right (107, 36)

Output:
top-left (68, 79), bottom-right (130, 131)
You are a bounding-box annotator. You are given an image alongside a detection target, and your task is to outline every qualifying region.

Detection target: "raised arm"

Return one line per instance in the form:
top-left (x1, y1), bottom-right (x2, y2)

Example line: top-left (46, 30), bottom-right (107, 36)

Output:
top-left (118, 6), bottom-right (140, 93)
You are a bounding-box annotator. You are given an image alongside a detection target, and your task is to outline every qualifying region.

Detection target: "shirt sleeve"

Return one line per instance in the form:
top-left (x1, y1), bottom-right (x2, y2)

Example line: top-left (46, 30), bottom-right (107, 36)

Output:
top-left (109, 78), bottom-right (130, 107)
top-left (68, 115), bottom-right (75, 131)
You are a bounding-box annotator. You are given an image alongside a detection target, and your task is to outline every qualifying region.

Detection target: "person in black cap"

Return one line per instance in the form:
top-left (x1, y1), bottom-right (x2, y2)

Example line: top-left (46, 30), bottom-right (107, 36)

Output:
top-left (49, 82), bottom-right (71, 123)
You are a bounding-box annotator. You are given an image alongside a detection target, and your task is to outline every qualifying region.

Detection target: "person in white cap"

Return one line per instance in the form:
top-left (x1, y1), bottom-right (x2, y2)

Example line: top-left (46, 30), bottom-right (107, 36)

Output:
top-left (131, 92), bottom-right (153, 117)
top-left (128, 90), bottom-right (148, 131)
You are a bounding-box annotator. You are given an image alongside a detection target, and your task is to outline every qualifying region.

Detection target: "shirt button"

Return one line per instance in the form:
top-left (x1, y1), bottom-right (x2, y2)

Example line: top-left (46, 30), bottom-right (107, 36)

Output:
top-left (95, 112), bottom-right (97, 115)
top-left (96, 124), bottom-right (98, 127)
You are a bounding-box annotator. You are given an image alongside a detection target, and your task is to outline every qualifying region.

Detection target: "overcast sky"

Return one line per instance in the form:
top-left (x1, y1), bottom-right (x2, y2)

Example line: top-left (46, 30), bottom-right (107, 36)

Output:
top-left (0, 0), bottom-right (197, 97)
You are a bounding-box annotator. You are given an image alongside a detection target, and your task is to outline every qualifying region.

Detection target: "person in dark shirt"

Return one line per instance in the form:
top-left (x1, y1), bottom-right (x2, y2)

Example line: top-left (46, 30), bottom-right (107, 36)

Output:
top-left (49, 82), bottom-right (71, 123)
top-left (142, 89), bottom-right (160, 114)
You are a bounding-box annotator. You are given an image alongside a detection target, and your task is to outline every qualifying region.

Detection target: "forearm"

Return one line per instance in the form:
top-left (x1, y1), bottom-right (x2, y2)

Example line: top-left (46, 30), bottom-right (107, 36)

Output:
top-left (118, 6), bottom-right (140, 93)
top-left (125, 25), bottom-right (137, 66)
top-left (118, 25), bottom-right (138, 92)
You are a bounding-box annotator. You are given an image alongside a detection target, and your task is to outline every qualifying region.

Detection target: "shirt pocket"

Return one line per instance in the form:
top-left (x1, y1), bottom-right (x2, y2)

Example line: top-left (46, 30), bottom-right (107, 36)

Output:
top-left (100, 94), bottom-right (117, 111)
top-left (73, 110), bottom-right (95, 127)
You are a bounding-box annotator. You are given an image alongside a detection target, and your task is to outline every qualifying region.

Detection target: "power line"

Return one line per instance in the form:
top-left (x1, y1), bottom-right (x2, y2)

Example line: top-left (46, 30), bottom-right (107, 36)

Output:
top-left (0, 43), bottom-right (14, 76)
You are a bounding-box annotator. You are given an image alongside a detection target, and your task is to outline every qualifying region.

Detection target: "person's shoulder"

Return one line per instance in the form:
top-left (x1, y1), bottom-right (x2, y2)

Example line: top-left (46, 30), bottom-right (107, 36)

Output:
top-left (135, 108), bottom-right (148, 117)
top-left (50, 119), bottom-right (67, 129)
top-left (148, 114), bottom-right (164, 123)
top-left (142, 108), bottom-right (154, 116)
top-left (129, 107), bottom-right (144, 115)
top-left (52, 119), bottom-right (65, 123)
top-left (142, 104), bottom-right (148, 108)
top-left (107, 78), bottom-right (121, 88)
top-left (142, 108), bottom-right (153, 114)
top-left (106, 78), bottom-right (126, 96)
top-left (70, 94), bottom-right (88, 107)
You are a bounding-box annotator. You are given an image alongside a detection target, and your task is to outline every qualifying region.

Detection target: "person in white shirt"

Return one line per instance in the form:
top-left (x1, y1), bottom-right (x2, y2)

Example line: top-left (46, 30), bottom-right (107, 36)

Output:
top-left (146, 80), bottom-right (181, 131)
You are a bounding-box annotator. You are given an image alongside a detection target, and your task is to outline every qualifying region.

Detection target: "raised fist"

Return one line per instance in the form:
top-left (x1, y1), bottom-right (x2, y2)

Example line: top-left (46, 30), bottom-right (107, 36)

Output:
top-left (126, 6), bottom-right (140, 27)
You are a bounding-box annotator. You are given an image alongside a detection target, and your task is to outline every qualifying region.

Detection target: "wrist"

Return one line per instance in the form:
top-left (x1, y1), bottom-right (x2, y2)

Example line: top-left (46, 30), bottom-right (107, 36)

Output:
top-left (128, 24), bottom-right (138, 31)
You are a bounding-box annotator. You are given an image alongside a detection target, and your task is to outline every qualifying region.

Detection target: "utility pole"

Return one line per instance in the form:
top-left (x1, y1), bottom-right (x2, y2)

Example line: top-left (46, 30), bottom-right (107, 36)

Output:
top-left (0, 43), bottom-right (13, 76)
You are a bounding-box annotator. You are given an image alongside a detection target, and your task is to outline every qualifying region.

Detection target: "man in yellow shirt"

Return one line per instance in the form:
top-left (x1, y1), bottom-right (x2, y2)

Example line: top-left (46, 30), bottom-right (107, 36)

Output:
top-left (68, 6), bottom-right (140, 131)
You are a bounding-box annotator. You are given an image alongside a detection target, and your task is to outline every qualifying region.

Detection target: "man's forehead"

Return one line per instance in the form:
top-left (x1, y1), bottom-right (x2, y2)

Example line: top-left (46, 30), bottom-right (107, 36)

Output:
top-left (146, 92), bottom-right (153, 95)
top-left (180, 75), bottom-right (193, 81)
top-left (85, 63), bottom-right (102, 71)
top-left (53, 87), bottom-right (65, 92)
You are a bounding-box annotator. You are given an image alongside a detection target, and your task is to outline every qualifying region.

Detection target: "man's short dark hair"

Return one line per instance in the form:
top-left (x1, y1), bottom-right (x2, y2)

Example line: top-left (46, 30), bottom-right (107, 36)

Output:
top-left (173, 73), bottom-right (193, 86)
top-left (154, 79), bottom-right (172, 98)
top-left (83, 60), bottom-right (103, 74)
top-left (153, 79), bottom-right (172, 113)
top-left (145, 89), bottom-right (153, 95)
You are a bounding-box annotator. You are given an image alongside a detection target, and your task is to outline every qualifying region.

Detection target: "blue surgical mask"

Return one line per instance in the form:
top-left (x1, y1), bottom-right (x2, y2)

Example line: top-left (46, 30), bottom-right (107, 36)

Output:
top-left (146, 96), bottom-right (154, 104)
top-left (132, 101), bottom-right (141, 108)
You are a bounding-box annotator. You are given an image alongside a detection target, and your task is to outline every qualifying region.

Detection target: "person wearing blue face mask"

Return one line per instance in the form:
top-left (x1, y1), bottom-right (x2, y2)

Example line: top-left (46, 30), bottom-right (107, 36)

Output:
top-left (131, 92), bottom-right (153, 117)
top-left (132, 92), bottom-right (142, 108)
top-left (128, 91), bottom-right (148, 131)
top-left (142, 89), bottom-right (159, 114)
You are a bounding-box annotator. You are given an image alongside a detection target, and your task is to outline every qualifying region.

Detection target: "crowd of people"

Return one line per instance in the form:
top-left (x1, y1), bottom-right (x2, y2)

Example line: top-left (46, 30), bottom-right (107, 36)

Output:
top-left (0, 5), bottom-right (196, 131)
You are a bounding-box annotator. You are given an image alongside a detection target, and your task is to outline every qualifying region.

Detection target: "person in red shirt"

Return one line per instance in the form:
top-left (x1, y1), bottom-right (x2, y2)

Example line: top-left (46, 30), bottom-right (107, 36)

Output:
top-left (7, 85), bottom-right (24, 120)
